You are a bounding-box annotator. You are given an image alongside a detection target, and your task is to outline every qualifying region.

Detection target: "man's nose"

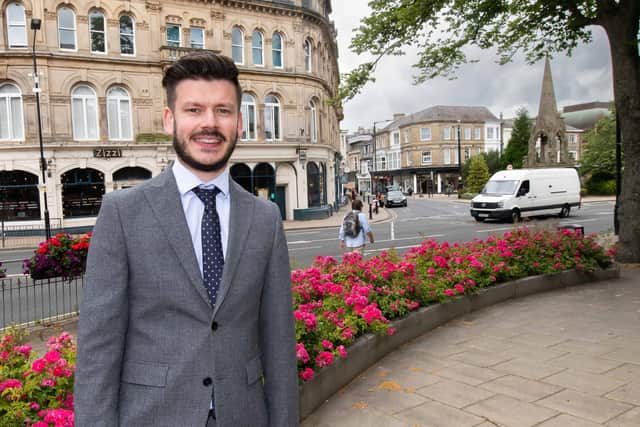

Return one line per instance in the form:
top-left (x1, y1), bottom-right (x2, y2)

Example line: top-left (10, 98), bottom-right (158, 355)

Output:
top-left (202, 108), bottom-right (218, 128)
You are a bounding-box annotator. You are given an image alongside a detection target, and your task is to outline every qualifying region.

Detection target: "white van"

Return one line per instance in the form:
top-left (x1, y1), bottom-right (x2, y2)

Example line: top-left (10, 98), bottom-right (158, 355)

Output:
top-left (470, 168), bottom-right (581, 222)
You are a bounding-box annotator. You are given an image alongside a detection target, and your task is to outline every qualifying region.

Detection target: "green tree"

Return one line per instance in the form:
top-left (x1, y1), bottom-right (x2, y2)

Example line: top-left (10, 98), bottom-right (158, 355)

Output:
top-left (340, 1), bottom-right (639, 262)
top-left (466, 155), bottom-right (490, 193)
top-left (580, 113), bottom-right (620, 195)
top-left (502, 108), bottom-right (531, 169)
top-left (483, 150), bottom-right (502, 176)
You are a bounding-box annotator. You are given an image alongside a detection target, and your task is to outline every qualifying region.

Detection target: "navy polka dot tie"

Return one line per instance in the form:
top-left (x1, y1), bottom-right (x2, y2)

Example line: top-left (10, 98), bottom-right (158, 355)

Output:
top-left (193, 186), bottom-right (224, 307)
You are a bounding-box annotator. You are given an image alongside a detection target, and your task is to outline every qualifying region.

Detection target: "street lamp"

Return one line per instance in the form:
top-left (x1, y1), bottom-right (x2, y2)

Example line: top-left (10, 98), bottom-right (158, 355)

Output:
top-left (30, 18), bottom-right (51, 240)
top-left (457, 119), bottom-right (462, 197)
top-left (499, 112), bottom-right (504, 158)
top-left (614, 112), bottom-right (621, 235)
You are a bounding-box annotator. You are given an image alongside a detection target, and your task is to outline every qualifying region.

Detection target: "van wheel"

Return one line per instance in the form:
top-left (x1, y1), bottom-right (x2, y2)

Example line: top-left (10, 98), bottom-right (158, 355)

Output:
top-left (511, 209), bottom-right (521, 223)
top-left (559, 205), bottom-right (570, 218)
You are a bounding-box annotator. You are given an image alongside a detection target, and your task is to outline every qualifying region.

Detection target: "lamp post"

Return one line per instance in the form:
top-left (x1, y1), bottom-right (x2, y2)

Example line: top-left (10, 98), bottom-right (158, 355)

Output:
top-left (30, 18), bottom-right (51, 240)
top-left (499, 112), bottom-right (504, 158)
top-left (457, 120), bottom-right (462, 198)
top-left (614, 112), bottom-right (621, 235)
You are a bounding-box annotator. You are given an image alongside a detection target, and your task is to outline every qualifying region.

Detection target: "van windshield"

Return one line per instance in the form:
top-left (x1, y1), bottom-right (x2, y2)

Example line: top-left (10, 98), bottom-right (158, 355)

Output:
top-left (481, 180), bottom-right (519, 195)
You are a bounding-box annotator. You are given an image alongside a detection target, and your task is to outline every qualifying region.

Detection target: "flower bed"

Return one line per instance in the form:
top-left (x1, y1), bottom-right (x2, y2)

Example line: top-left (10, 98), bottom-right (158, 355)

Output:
top-left (0, 329), bottom-right (75, 427)
top-left (292, 227), bottom-right (614, 382)
top-left (23, 233), bottom-right (91, 280)
top-left (1, 227), bottom-right (615, 425)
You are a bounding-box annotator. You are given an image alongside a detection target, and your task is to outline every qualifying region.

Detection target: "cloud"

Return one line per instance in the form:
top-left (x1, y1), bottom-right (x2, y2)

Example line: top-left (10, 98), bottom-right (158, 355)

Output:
top-left (331, 3), bottom-right (614, 132)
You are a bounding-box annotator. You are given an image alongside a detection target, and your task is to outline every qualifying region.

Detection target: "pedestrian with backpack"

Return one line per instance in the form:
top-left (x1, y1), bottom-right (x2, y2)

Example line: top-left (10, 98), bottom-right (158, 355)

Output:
top-left (339, 199), bottom-right (374, 254)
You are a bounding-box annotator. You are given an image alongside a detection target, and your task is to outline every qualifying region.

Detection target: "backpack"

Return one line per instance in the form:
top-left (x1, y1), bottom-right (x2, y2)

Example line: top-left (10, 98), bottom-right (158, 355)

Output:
top-left (343, 211), bottom-right (361, 238)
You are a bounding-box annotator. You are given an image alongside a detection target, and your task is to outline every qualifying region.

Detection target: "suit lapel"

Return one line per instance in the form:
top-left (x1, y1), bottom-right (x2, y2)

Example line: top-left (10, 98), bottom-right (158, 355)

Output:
top-left (213, 178), bottom-right (253, 318)
top-left (143, 169), bottom-right (211, 306)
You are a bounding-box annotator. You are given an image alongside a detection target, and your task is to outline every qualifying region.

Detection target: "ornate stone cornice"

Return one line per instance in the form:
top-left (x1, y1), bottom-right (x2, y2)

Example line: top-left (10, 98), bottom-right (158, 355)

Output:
top-left (145, 1), bottom-right (162, 12)
top-left (190, 18), bottom-right (206, 27)
top-left (166, 15), bottom-right (182, 24)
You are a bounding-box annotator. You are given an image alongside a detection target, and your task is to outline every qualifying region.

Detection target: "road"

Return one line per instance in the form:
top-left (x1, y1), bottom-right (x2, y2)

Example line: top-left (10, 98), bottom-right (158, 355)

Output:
top-left (286, 198), bottom-right (615, 268)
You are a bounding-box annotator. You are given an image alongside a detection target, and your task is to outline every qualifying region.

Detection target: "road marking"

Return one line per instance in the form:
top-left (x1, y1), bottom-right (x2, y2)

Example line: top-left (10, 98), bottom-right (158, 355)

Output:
top-left (478, 227), bottom-right (514, 233)
top-left (390, 221), bottom-right (395, 240)
top-left (288, 237), bottom-right (337, 244)
top-left (288, 245), bottom-right (323, 251)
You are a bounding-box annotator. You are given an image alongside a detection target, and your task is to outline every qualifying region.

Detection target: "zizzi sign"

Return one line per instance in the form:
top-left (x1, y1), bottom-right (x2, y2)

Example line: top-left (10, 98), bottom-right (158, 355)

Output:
top-left (93, 148), bottom-right (123, 158)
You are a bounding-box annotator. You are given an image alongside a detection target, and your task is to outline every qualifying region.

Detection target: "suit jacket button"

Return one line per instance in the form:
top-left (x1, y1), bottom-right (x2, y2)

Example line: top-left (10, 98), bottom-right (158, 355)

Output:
top-left (203, 377), bottom-right (213, 387)
top-left (211, 322), bottom-right (218, 331)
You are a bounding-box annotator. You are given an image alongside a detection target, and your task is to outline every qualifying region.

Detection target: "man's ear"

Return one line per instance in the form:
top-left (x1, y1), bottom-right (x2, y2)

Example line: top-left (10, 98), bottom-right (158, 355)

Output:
top-left (236, 110), bottom-right (243, 138)
top-left (162, 106), bottom-right (175, 135)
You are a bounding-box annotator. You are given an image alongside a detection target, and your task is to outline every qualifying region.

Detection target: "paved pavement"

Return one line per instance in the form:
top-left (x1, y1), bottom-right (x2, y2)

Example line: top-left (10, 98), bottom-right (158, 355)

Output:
top-left (302, 265), bottom-right (640, 427)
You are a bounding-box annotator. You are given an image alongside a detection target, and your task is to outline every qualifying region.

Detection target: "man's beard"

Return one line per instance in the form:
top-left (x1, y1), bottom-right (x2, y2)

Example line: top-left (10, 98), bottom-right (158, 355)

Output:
top-left (173, 127), bottom-right (237, 173)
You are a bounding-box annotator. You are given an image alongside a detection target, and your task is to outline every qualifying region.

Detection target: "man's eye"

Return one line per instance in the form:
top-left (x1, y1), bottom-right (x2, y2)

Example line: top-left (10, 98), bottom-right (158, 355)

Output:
top-left (187, 107), bottom-right (200, 113)
top-left (216, 108), bottom-right (231, 115)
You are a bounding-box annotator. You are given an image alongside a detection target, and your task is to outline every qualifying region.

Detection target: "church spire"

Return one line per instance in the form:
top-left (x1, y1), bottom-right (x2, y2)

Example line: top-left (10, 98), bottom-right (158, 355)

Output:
top-left (537, 57), bottom-right (559, 119)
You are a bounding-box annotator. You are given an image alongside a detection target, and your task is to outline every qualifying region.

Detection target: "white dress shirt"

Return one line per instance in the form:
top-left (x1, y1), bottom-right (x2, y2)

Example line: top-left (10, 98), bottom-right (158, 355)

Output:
top-left (172, 159), bottom-right (231, 276)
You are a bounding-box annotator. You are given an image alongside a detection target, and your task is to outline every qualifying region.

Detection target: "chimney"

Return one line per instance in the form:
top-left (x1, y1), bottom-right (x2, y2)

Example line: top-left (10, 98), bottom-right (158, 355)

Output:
top-left (393, 113), bottom-right (405, 120)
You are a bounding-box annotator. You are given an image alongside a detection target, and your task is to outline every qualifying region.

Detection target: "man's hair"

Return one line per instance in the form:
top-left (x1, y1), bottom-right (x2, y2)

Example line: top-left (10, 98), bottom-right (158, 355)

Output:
top-left (162, 51), bottom-right (242, 109)
top-left (352, 199), bottom-right (363, 211)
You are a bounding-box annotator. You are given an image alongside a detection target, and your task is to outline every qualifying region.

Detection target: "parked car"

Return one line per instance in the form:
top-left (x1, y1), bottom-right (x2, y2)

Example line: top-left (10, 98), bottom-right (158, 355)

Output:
top-left (470, 168), bottom-right (581, 222)
top-left (385, 190), bottom-right (408, 207)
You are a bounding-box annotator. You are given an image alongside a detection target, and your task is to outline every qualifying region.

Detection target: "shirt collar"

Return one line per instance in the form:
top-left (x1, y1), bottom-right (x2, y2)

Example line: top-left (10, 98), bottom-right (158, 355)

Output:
top-left (172, 158), bottom-right (230, 197)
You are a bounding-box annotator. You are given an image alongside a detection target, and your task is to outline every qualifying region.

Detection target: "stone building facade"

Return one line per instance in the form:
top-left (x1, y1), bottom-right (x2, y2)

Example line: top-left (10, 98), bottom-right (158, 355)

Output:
top-left (0, 0), bottom-right (341, 228)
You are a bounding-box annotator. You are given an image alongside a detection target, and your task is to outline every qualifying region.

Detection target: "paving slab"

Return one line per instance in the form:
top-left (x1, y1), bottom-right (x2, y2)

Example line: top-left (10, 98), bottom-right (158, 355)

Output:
top-left (492, 358), bottom-right (566, 380)
top-left (465, 394), bottom-right (558, 427)
top-left (544, 369), bottom-right (628, 396)
top-left (547, 352), bottom-right (624, 375)
top-left (537, 389), bottom-right (632, 424)
top-left (429, 361), bottom-right (506, 386)
top-left (538, 413), bottom-right (604, 427)
top-left (606, 381), bottom-right (640, 406)
top-left (416, 378), bottom-right (495, 409)
top-left (549, 339), bottom-right (621, 357)
top-left (604, 363), bottom-right (640, 382)
top-left (478, 374), bottom-right (563, 402)
top-left (606, 406), bottom-right (640, 427)
top-left (395, 399), bottom-right (485, 427)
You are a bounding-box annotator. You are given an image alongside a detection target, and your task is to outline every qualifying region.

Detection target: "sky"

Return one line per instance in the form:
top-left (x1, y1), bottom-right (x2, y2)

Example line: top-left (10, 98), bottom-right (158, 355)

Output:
top-left (330, 0), bottom-right (614, 133)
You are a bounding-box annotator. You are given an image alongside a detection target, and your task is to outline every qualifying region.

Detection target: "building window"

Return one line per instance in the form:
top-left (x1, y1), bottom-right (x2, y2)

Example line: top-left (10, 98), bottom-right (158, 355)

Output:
top-left (119, 15), bottom-right (135, 55)
top-left (309, 100), bottom-right (317, 142)
top-left (264, 95), bottom-right (280, 140)
top-left (272, 32), bottom-right (283, 68)
top-left (166, 24), bottom-right (180, 47)
top-left (568, 134), bottom-right (577, 143)
top-left (304, 39), bottom-right (312, 72)
top-left (569, 151), bottom-right (577, 160)
top-left (391, 131), bottom-right (400, 146)
top-left (422, 151), bottom-right (432, 165)
top-left (420, 127), bottom-right (431, 141)
top-left (404, 129), bottom-right (410, 144)
top-left (0, 83), bottom-right (24, 141)
top-left (389, 151), bottom-right (400, 169)
top-left (464, 147), bottom-right (471, 161)
top-left (7, 3), bottom-right (27, 48)
top-left (443, 148), bottom-right (451, 164)
top-left (107, 86), bottom-right (132, 140)
top-left (231, 26), bottom-right (244, 64)
top-left (464, 127), bottom-right (471, 140)
top-left (443, 127), bottom-right (451, 140)
top-left (487, 127), bottom-right (494, 139)
top-left (252, 30), bottom-right (263, 65)
top-left (89, 11), bottom-right (106, 53)
top-left (71, 85), bottom-right (99, 141)
top-left (58, 7), bottom-right (77, 50)
top-left (241, 93), bottom-right (256, 140)
top-left (474, 127), bottom-right (481, 140)
top-left (191, 27), bottom-right (204, 49)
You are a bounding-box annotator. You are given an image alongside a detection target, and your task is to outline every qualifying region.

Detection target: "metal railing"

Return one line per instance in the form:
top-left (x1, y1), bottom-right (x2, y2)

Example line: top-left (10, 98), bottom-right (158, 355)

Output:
top-left (1, 274), bottom-right (84, 332)
top-left (1, 218), bottom-right (63, 249)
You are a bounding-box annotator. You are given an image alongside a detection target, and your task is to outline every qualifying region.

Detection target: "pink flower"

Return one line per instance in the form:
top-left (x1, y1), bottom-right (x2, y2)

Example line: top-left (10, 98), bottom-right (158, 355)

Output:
top-left (295, 343), bottom-right (310, 364)
top-left (454, 284), bottom-right (465, 294)
top-left (337, 345), bottom-right (347, 358)
top-left (387, 328), bottom-right (396, 336)
top-left (341, 327), bottom-right (353, 341)
top-left (315, 351), bottom-right (334, 368)
top-left (321, 339), bottom-right (333, 350)
top-left (29, 402), bottom-right (41, 410)
top-left (41, 378), bottom-right (56, 387)
top-left (444, 289), bottom-right (455, 297)
top-left (44, 350), bottom-right (61, 364)
top-left (300, 367), bottom-right (314, 381)
top-left (32, 359), bottom-right (46, 373)
top-left (0, 379), bottom-right (22, 392)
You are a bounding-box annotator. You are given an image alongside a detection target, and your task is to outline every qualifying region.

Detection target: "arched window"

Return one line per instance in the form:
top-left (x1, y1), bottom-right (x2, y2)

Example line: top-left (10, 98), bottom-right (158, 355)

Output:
top-left (71, 85), bottom-right (99, 140)
top-left (241, 93), bottom-right (256, 140)
top-left (252, 30), bottom-right (263, 65)
top-left (272, 32), bottom-right (283, 68)
top-left (58, 7), bottom-right (77, 50)
top-left (0, 171), bottom-right (40, 221)
top-left (304, 39), bottom-right (312, 72)
top-left (231, 26), bottom-right (244, 64)
top-left (309, 99), bottom-right (317, 143)
top-left (119, 15), bottom-right (135, 55)
top-left (0, 83), bottom-right (24, 141)
top-left (107, 86), bottom-right (133, 140)
top-left (61, 168), bottom-right (105, 218)
top-left (6, 2), bottom-right (27, 48)
top-left (89, 10), bottom-right (106, 53)
top-left (264, 95), bottom-right (281, 141)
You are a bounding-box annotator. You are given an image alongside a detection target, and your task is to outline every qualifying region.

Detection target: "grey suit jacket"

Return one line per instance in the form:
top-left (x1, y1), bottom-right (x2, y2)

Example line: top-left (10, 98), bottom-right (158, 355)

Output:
top-left (74, 168), bottom-right (299, 426)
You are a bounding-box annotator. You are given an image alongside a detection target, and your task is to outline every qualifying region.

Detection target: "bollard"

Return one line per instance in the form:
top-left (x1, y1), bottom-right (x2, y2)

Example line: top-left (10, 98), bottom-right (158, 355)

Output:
top-left (369, 202), bottom-right (373, 219)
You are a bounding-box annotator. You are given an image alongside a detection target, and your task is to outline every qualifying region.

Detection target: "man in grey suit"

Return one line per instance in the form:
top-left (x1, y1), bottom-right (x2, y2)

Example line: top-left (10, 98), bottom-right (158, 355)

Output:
top-left (74, 52), bottom-right (299, 426)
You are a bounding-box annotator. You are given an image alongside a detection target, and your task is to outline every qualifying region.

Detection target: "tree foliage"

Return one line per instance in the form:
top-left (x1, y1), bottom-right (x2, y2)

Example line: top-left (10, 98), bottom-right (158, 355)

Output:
top-left (483, 150), bottom-right (502, 175)
top-left (580, 112), bottom-right (618, 178)
top-left (465, 155), bottom-right (490, 194)
top-left (502, 108), bottom-right (531, 169)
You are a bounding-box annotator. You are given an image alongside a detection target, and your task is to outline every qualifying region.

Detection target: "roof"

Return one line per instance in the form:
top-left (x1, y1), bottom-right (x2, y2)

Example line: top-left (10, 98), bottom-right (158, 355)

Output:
top-left (383, 105), bottom-right (500, 131)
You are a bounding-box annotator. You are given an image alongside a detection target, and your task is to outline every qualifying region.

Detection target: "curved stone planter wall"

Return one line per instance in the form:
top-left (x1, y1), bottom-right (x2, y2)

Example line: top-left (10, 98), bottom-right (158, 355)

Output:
top-left (299, 265), bottom-right (620, 419)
